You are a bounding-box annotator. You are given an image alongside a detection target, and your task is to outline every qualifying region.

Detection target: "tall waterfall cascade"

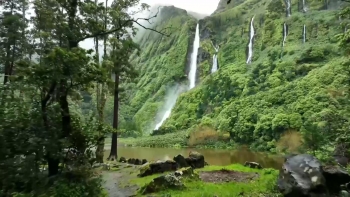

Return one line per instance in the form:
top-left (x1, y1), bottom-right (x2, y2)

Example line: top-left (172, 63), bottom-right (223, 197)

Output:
top-left (303, 25), bottom-right (306, 43)
top-left (246, 16), bottom-right (255, 64)
top-left (154, 23), bottom-right (200, 130)
top-left (211, 42), bottom-right (219, 73)
top-left (282, 23), bottom-right (288, 47)
top-left (189, 23), bottom-right (200, 89)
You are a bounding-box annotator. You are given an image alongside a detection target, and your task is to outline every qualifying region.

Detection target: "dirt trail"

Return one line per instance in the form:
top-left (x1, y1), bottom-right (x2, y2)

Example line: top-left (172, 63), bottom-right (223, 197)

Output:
top-left (101, 164), bottom-right (139, 197)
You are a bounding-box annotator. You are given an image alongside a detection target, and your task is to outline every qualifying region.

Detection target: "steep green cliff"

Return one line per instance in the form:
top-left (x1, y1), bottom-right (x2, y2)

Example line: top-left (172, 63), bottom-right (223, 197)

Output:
top-left (125, 0), bottom-right (349, 150)
top-left (123, 6), bottom-right (198, 132)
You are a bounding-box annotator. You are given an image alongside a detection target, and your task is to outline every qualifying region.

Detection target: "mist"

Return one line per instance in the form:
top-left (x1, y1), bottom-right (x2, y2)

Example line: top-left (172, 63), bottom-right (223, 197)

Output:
top-left (153, 83), bottom-right (188, 132)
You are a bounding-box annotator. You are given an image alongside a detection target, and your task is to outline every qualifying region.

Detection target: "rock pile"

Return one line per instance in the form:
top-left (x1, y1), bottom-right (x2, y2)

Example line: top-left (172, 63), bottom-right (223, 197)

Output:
top-left (118, 156), bottom-right (147, 165)
top-left (138, 151), bottom-right (208, 177)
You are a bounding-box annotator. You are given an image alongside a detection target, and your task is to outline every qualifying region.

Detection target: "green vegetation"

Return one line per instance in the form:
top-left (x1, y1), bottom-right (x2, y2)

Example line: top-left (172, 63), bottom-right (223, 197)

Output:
top-left (127, 164), bottom-right (280, 197)
top-left (0, 0), bottom-right (167, 196)
top-left (111, 0), bottom-right (350, 157)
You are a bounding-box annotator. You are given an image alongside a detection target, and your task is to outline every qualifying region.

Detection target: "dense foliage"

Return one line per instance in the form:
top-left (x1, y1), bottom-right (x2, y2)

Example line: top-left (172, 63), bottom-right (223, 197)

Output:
top-left (0, 0), bottom-right (164, 196)
top-left (119, 0), bottom-right (350, 155)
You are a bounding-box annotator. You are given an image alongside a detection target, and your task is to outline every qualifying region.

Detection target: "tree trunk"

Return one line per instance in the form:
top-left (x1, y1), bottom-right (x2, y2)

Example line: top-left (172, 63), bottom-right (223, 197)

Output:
top-left (96, 89), bottom-right (107, 163)
top-left (108, 73), bottom-right (119, 161)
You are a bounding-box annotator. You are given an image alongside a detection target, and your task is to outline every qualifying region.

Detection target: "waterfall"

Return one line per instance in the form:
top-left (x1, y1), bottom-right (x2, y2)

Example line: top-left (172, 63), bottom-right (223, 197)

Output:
top-left (189, 23), bottom-right (200, 89)
top-left (302, 0), bottom-right (307, 12)
top-left (154, 23), bottom-right (200, 130)
top-left (154, 109), bottom-right (171, 130)
top-left (286, 0), bottom-right (291, 17)
top-left (282, 23), bottom-right (287, 47)
top-left (303, 25), bottom-right (306, 43)
top-left (246, 16), bottom-right (255, 64)
top-left (154, 85), bottom-right (186, 130)
top-left (211, 43), bottom-right (219, 73)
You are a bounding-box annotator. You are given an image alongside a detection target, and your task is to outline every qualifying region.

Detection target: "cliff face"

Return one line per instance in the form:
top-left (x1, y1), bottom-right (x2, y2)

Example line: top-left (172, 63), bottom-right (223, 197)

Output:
top-left (124, 0), bottom-right (348, 150)
top-left (122, 6), bottom-right (197, 132)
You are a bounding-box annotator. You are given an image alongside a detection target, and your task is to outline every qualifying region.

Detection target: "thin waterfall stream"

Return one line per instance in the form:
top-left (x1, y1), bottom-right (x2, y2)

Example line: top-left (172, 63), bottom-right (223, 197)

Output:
top-left (246, 16), bottom-right (255, 64)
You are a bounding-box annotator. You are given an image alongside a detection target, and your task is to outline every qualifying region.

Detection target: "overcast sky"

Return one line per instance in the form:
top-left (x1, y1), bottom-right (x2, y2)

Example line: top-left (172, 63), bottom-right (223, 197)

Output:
top-left (140, 0), bottom-right (219, 15)
top-left (0, 0), bottom-right (220, 57)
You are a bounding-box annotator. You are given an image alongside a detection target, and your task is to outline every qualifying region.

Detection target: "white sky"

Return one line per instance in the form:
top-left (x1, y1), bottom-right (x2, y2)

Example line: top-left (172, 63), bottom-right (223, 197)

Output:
top-left (141, 0), bottom-right (219, 15)
top-left (0, 0), bottom-right (220, 57)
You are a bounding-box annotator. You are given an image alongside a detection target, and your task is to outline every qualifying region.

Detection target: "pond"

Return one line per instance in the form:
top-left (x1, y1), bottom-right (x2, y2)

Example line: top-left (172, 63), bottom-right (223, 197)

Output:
top-left (104, 146), bottom-right (284, 169)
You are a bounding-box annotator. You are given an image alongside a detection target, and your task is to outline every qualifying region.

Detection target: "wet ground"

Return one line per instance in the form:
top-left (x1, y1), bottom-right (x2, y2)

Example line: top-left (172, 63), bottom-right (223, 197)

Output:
top-left (199, 169), bottom-right (259, 183)
top-left (100, 164), bottom-right (139, 197)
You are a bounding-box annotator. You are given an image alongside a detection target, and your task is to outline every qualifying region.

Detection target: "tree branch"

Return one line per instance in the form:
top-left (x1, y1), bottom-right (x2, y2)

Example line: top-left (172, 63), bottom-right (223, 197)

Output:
top-left (76, 6), bottom-right (169, 43)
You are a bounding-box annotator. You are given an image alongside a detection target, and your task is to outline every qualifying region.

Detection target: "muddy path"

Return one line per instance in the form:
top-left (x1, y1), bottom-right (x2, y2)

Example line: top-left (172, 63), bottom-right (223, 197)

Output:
top-left (100, 164), bottom-right (140, 197)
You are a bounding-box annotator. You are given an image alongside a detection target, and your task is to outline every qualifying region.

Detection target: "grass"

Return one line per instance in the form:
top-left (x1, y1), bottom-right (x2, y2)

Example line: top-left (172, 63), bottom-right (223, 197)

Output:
top-left (126, 164), bottom-right (281, 197)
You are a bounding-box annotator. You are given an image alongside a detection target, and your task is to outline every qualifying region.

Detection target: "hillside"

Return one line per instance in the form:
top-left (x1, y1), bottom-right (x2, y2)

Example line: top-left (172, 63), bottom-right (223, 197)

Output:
top-left (122, 0), bottom-right (350, 150)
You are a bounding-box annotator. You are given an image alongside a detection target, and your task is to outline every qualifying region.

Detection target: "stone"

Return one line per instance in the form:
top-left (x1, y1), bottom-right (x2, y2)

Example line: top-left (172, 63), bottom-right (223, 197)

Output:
top-left (140, 173), bottom-right (184, 194)
top-left (119, 157), bottom-right (126, 163)
top-left (277, 154), bottom-right (350, 197)
top-left (173, 154), bottom-right (189, 168)
top-left (174, 167), bottom-right (199, 179)
top-left (323, 165), bottom-right (350, 193)
top-left (244, 161), bottom-right (263, 169)
top-left (138, 160), bottom-right (178, 177)
top-left (277, 154), bottom-right (327, 197)
top-left (134, 158), bottom-right (141, 165)
top-left (127, 158), bottom-right (135, 164)
top-left (141, 159), bottom-right (148, 165)
top-left (185, 151), bottom-right (205, 169)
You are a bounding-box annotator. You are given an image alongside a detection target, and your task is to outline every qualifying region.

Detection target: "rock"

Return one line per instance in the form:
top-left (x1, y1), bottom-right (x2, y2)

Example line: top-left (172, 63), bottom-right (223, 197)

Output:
top-left (340, 190), bottom-right (350, 197)
top-left (138, 160), bottom-right (178, 177)
top-left (134, 158), bottom-right (141, 165)
top-left (127, 158), bottom-right (135, 164)
top-left (277, 154), bottom-right (350, 197)
top-left (323, 165), bottom-right (350, 193)
top-left (174, 167), bottom-right (199, 180)
top-left (173, 154), bottom-right (189, 168)
top-left (244, 161), bottom-right (263, 169)
top-left (277, 154), bottom-right (327, 197)
top-left (119, 157), bottom-right (126, 163)
top-left (141, 159), bottom-right (148, 165)
top-left (185, 151), bottom-right (205, 169)
top-left (140, 173), bottom-right (184, 194)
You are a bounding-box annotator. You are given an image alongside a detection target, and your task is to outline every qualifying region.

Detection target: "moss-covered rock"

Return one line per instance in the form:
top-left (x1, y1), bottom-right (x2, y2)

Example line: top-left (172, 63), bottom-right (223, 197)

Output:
top-left (140, 173), bottom-right (184, 194)
top-left (138, 160), bottom-right (178, 177)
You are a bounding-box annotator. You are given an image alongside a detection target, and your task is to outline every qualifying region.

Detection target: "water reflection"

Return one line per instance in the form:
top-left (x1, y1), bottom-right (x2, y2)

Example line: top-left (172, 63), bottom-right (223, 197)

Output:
top-left (104, 146), bottom-right (284, 169)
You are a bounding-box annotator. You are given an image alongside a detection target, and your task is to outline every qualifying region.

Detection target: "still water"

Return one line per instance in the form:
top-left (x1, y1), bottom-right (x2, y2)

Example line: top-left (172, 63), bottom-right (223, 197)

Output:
top-left (104, 146), bottom-right (284, 169)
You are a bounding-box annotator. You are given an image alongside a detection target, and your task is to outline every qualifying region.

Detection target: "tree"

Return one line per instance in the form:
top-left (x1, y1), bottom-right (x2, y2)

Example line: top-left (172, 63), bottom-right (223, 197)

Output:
top-left (0, 0), bottom-right (28, 84)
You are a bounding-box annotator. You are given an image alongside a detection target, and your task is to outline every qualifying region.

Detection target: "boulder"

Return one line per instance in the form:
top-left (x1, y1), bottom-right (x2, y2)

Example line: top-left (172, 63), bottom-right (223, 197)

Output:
top-left (141, 159), bottom-right (148, 165)
top-left (323, 165), bottom-right (350, 193)
top-left (244, 161), bottom-right (263, 169)
top-left (175, 167), bottom-right (199, 180)
top-left (277, 154), bottom-right (350, 197)
top-left (138, 160), bottom-right (178, 177)
top-left (140, 167), bottom-right (197, 194)
top-left (119, 157), bottom-right (126, 163)
top-left (173, 154), bottom-right (189, 168)
top-left (134, 158), bottom-right (141, 165)
top-left (277, 154), bottom-right (327, 197)
top-left (140, 173), bottom-right (184, 194)
top-left (186, 151), bottom-right (205, 169)
top-left (127, 158), bottom-right (135, 164)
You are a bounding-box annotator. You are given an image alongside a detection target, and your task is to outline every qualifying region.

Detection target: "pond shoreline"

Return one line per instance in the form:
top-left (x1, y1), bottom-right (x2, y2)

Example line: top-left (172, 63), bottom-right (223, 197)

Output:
top-left (102, 145), bottom-right (284, 170)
